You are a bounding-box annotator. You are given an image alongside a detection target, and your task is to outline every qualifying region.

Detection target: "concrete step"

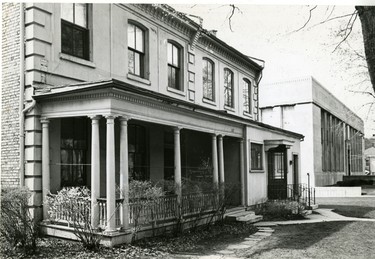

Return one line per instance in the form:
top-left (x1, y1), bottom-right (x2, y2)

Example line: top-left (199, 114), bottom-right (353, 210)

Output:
top-left (225, 210), bottom-right (261, 223)
top-left (306, 204), bottom-right (319, 210)
top-left (238, 215), bottom-right (263, 224)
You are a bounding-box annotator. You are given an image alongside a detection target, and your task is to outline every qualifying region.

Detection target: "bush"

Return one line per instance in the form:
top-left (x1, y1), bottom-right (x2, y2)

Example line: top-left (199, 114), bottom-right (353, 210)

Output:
top-left (0, 187), bottom-right (39, 255)
top-left (46, 187), bottom-right (101, 251)
top-left (255, 200), bottom-right (305, 221)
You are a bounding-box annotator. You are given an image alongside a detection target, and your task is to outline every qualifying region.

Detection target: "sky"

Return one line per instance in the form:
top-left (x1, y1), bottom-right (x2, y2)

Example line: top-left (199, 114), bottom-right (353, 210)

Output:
top-left (171, 4), bottom-right (375, 137)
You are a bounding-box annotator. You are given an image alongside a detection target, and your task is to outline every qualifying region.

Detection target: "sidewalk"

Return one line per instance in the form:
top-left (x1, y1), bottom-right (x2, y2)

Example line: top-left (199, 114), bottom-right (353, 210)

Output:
top-left (254, 208), bottom-right (375, 227)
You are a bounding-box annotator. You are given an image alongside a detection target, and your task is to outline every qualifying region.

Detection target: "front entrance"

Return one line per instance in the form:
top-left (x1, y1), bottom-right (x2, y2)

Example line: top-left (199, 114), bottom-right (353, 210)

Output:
top-left (267, 145), bottom-right (288, 199)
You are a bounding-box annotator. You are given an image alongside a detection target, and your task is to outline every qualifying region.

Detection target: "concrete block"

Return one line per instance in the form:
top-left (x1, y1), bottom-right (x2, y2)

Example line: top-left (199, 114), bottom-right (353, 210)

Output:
top-left (25, 116), bottom-right (42, 131)
top-left (25, 24), bottom-right (52, 44)
top-left (25, 146), bottom-right (42, 161)
top-left (25, 162), bottom-right (42, 176)
top-left (25, 8), bottom-right (46, 26)
top-left (29, 191), bottom-right (43, 206)
top-left (25, 176), bottom-right (42, 191)
top-left (25, 131), bottom-right (42, 146)
top-left (315, 187), bottom-right (362, 197)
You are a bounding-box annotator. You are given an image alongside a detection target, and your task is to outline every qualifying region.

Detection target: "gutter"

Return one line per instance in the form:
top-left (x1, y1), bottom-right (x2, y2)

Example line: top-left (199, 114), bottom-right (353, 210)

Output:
top-left (19, 3), bottom-right (25, 186)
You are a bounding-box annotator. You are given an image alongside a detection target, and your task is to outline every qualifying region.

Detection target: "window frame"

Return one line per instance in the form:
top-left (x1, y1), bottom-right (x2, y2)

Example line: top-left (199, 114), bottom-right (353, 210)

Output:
top-left (167, 41), bottom-right (183, 91)
top-left (61, 3), bottom-right (90, 61)
top-left (224, 68), bottom-right (234, 108)
top-left (243, 78), bottom-right (252, 114)
top-left (250, 142), bottom-right (263, 171)
top-left (202, 57), bottom-right (215, 101)
top-left (128, 22), bottom-right (146, 78)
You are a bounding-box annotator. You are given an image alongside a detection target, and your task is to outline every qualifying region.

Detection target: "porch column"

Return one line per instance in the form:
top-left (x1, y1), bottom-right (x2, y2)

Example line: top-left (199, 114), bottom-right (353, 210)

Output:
top-left (41, 118), bottom-right (50, 220)
top-left (106, 115), bottom-right (116, 231)
top-left (239, 138), bottom-right (245, 206)
top-left (218, 135), bottom-right (225, 185)
top-left (174, 127), bottom-right (182, 206)
top-left (90, 116), bottom-right (100, 228)
top-left (119, 117), bottom-right (129, 229)
top-left (211, 134), bottom-right (219, 187)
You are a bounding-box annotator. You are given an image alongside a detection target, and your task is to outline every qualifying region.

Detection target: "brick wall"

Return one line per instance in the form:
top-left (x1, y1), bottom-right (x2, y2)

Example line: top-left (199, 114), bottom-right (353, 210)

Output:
top-left (2, 3), bottom-right (21, 187)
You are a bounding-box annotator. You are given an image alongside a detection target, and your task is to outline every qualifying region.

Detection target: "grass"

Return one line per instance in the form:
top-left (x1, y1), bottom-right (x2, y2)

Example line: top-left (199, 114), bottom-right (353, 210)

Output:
top-left (317, 196), bottom-right (375, 219)
top-left (0, 222), bottom-right (257, 258)
top-left (239, 221), bottom-right (375, 259)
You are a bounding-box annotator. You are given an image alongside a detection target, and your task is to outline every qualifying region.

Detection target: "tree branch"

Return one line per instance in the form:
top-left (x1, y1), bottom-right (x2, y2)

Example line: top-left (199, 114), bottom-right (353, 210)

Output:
top-left (293, 5), bottom-right (318, 32)
top-left (332, 11), bottom-right (358, 53)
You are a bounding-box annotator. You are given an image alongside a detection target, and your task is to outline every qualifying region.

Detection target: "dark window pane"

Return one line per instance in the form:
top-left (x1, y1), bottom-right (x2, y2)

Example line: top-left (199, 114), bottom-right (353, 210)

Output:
top-left (61, 22), bottom-right (73, 55)
top-left (251, 143), bottom-right (263, 170)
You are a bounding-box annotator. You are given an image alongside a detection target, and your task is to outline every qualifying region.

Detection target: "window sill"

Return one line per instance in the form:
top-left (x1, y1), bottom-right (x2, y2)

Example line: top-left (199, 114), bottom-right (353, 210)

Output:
top-left (59, 53), bottom-right (96, 68)
top-left (243, 111), bottom-right (253, 119)
top-left (127, 73), bottom-right (151, 86)
top-left (250, 170), bottom-right (264, 173)
top-left (224, 105), bottom-right (235, 112)
top-left (167, 87), bottom-right (186, 96)
top-left (202, 98), bottom-right (216, 106)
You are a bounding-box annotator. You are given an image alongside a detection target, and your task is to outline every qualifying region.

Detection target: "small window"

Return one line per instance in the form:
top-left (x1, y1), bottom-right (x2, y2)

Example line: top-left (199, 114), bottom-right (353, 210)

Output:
top-left (224, 68), bottom-right (234, 107)
top-left (167, 42), bottom-right (182, 90)
top-left (251, 143), bottom-right (263, 170)
top-left (128, 23), bottom-right (145, 77)
top-left (61, 3), bottom-right (89, 60)
top-left (203, 58), bottom-right (214, 101)
top-left (243, 79), bottom-right (251, 113)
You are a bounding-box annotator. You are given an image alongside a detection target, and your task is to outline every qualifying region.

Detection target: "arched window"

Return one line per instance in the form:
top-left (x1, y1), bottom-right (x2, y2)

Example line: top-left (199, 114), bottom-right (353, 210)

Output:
top-left (224, 68), bottom-right (234, 107)
top-left (243, 78), bottom-right (252, 113)
top-left (128, 23), bottom-right (145, 77)
top-left (167, 42), bottom-right (182, 90)
top-left (203, 58), bottom-right (214, 100)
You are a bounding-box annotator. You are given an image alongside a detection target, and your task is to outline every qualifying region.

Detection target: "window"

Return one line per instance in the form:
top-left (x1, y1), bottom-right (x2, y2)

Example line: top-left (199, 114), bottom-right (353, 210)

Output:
top-left (203, 58), bottom-right (214, 100)
top-left (128, 23), bottom-right (145, 77)
top-left (61, 118), bottom-right (88, 187)
top-left (167, 42), bottom-right (182, 90)
top-left (128, 124), bottom-right (149, 180)
top-left (61, 3), bottom-right (89, 60)
top-left (243, 79), bottom-right (251, 113)
top-left (251, 143), bottom-right (263, 170)
top-left (224, 68), bottom-right (234, 107)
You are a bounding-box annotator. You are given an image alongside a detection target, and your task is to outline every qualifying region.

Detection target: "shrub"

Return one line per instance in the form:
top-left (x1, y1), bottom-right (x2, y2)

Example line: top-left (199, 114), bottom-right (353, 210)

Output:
top-left (0, 187), bottom-right (39, 255)
top-left (255, 200), bottom-right (305, 221)
top-left (124, 180), bottom-right (164, 243)
top-left (46, 187), bottom-right (101, 251)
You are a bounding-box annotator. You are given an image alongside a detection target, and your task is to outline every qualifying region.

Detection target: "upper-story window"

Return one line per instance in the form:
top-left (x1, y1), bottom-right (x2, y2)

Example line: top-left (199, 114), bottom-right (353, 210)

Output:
top-left (224, 68), bottom-right (234, 107)
top-left (203, 58), bottom-right (214, 101)
top-left (61, 3), bottom-right (89, 60)
top-left (243, 78), bottom-right (251, 113)
top-left (128, 23), bottom-right (145, 77)
top-left (167, 42), bottom-right (182, 90)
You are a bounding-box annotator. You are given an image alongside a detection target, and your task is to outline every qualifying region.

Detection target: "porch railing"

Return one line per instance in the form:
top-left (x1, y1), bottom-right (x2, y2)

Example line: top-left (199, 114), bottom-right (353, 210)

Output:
top-left (97, 198), bottom-right (123, 228)
top-left (268, 183), bottom-right (316, 207)
top-left (49, 192), bottom-right (220, 229)
top-left (47, 194), bottom-right (91, 227)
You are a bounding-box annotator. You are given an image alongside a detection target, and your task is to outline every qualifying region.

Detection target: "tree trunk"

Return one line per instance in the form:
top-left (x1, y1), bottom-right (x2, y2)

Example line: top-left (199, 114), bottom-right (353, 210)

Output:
top-left (356, 6), bottom-right (375, 93)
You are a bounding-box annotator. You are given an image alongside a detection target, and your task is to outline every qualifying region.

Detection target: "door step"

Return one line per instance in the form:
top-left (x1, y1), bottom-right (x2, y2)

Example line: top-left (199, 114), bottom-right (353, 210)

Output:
top-left (225, 209), bottom-right (263, 223)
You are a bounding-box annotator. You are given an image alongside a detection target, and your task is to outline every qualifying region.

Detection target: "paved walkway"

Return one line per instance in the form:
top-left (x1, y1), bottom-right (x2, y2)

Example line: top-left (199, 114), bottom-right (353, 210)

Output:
top-left (167, 208), bottom-right (375, 259)
top-left (254, 208), bottom-right (375, 227)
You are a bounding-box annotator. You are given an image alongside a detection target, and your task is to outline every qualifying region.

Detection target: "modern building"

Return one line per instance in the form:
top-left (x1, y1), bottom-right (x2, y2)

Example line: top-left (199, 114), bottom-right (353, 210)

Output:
top-left (365, 147), bottom-right (375, 175)
top-left (2, 3), bottom-right (304, 244)
top-left (260, 76), bottom-right (365, 187)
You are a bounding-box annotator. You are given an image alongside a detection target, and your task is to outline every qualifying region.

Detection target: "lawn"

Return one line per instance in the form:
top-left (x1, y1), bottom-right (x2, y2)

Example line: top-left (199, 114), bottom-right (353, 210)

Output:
top-left (316, 196), bottom-right (375, 218)
top-left (0, 222), bottom-right (257, 258)
top-left (238, 221), bottom-right (375, 259)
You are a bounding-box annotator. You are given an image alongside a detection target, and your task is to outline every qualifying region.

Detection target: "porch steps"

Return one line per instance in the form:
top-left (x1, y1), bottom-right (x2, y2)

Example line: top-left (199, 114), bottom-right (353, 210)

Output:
top-left (225, 208), bottom-right (263, 224)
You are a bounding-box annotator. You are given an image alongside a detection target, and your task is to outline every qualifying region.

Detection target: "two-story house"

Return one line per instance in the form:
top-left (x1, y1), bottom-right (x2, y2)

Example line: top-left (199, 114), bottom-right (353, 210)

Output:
top-left (2, 3), bottom-right (304, 245)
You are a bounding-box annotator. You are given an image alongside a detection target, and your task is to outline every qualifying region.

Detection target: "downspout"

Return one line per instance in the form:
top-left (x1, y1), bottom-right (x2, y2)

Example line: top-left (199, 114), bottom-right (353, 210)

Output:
top-left (19, 3), bottom-right (25, 186)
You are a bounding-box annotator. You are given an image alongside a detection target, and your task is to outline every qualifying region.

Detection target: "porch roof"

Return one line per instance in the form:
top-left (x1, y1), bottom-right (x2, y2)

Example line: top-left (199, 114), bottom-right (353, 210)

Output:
top-left (33, 79), bottom-right (304, 140)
